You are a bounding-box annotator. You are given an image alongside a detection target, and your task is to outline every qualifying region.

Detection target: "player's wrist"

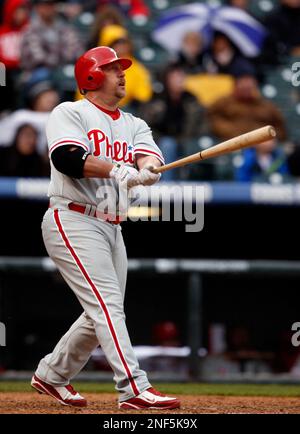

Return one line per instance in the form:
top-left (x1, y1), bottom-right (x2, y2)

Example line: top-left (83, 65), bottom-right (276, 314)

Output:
top-left (109, 163), bottom-right (121, 178)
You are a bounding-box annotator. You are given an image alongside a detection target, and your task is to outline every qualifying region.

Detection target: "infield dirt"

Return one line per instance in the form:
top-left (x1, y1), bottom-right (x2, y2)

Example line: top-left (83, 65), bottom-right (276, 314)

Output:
top-left (0, 393), bottom-right (300, 414)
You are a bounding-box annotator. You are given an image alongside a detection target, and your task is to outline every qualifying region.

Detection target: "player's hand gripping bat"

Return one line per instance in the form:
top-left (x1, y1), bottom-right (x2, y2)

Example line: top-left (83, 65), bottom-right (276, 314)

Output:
top-left (152, 125), bottom-right (276, 174)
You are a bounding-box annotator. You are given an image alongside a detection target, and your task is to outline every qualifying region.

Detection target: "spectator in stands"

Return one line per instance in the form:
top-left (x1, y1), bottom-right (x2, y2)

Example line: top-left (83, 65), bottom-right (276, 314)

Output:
top-left (20, 0), bottom-right (83, 72)
top-left (88, 3), bottom-right (124, 49)
top-left (225, 325), bottom-right (273, 373)
top-left (208, 74), bottom-right (287, 141)
top-left (0, 0), bottom-right (29, 69)
top-left (127, 0), bottom-right (150, 21)
top-left (172, 31), bottom-right (255, 109)
top-left (261, 0), bottom-right (300, 66)
top-left (139, 64), bottom-right (205, 180)
top-left (235, 138), bottom-right (289, 182)
top-left (25, 78), bottom-right (59, 112)
top-left (202, 31), bottom-right (255, 77)
top-left (152, 321), bottom-right (181, 347)
top-left (0, 79), bottom-right (60, 155)
top-left (172, 32), bottom-right (257, 108)
top-left (0, 123), bottom-right (49, 177)
top-left (59, 0), bottom-right (83, 21)
top-left (97, 0), bottom-right (150, 22)
top-left (0, 0), bottom-right (30, 110)
top-left (226, 0), bottom-right (249, 11)
top-left (174, 31), bottom-right (204, 74)
top-left (142, 321), bottom-right (187, 376)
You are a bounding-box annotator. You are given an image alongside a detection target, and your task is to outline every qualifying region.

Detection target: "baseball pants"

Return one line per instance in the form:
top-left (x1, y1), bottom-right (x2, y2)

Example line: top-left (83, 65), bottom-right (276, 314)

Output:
top-left (35, 201), bottom-right (150, 401)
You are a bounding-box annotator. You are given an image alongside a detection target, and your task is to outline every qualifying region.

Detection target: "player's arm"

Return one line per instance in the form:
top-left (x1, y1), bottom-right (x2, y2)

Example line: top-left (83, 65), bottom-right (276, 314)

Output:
top-left (83, 154), bottom-right (114, 178)
top-left (132, 118), bottom-right (164, 185)
top-left (51, 145), bottom-right (114, 178)
top-left (51, 145), bottom-right (140, 188)
top-left (135, 154), bottom-right (162, 171)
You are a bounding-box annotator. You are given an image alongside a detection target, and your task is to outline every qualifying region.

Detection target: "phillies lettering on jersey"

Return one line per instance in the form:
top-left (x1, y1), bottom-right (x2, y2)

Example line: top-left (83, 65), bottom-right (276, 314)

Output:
top-left (88, 129), bottom-right (134, 164)
top-left (46, 99), bottom-right (164, 206)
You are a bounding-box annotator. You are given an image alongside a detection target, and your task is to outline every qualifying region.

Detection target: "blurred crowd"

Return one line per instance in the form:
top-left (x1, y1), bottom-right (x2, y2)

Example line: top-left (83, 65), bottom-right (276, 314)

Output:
top-left (0, 0), bottom-right (300, 182)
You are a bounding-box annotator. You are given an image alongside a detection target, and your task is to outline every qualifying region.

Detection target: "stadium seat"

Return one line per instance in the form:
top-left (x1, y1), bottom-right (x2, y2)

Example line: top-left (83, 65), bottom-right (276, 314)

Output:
top-left (52, 65), bottom-right (77, 101)
top-left (136, 44), bottom-right (169, 70)
top-left (181, 136), bottom-right (234, 181)
top-left (248, 0), bottom-right (278, 19)
top-left (71, 12), bottom-right (95, 46)
top-left (262, 63), bottom-right (300, 142)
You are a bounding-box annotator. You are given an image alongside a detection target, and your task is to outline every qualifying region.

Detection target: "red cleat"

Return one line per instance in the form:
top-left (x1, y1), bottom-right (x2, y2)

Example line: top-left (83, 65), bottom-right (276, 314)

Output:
top-left (31, 374), bottom-right (87, 407)
top-left (119, 387), bottom-right (180, 410)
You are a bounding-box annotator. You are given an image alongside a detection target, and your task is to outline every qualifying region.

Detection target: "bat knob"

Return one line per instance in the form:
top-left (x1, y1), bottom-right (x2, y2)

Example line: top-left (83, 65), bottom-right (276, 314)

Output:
top-left (268, 125), bottom-right (277, 138)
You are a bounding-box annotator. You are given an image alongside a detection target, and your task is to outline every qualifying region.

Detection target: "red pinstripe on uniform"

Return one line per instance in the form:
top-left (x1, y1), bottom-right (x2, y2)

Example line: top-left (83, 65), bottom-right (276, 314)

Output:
top-left (53, 209), bottom-right (139, 396)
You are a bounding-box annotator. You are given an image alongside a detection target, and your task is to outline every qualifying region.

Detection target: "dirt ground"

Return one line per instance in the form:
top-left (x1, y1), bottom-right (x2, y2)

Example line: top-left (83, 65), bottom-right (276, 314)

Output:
top-left (0, 392), bottom-right (300, 414)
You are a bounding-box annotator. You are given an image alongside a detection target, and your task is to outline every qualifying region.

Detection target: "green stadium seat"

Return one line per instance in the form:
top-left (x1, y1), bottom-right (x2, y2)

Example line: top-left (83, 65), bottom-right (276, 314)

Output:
top-left (71, 12), bottom-right (95, 46)
top-left (52, 65), bottom-right (77, 93)
top-left (181, 136), bottom-right (234, 181)
top-left (262, 63), bottom-right (300, 142)
top-left (248, 0), bottom-right (278, 19)
top-left (136, 44), bottom-right (169, 70)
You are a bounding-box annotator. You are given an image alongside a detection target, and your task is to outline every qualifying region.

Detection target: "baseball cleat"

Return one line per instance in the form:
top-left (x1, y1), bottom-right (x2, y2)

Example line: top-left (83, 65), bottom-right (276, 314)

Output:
top-left (118, 387), bottom-right (180, 410)
top-left (31, 374), bottom-right (87, 407)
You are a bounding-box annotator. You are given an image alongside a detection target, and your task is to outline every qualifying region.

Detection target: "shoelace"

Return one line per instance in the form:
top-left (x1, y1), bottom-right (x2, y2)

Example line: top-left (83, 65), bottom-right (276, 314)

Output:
top-left (147, 387), bottom-right (165, 397)
top-left (66, 384), bottom-right (77, 396)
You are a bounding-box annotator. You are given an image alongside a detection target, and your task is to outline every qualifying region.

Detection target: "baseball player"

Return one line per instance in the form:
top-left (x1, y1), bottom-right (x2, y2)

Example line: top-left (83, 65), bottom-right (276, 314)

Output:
top-left (30, 46), bottom-right (180, 410)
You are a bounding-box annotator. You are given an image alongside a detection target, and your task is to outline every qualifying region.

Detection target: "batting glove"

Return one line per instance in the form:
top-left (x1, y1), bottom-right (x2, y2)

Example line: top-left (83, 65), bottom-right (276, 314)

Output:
top-left (137, 165), bottom-right (161, 186)
top-left (109, 163), bottom-right (141, 189)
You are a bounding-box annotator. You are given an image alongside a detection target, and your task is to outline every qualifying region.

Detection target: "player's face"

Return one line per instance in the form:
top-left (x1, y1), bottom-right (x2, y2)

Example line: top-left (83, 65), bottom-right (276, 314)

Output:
top-left (101, 62), bottom-right (126, 100)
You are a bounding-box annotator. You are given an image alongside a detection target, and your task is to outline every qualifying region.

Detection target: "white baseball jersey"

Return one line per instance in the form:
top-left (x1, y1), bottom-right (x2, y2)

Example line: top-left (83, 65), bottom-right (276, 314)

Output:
top-left (46, 98), bottom-right (164, 205)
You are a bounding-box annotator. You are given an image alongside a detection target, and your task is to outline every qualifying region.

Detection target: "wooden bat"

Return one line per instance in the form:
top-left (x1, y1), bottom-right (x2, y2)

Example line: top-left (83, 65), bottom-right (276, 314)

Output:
top-left (152, 125), bottom-right (276, 174)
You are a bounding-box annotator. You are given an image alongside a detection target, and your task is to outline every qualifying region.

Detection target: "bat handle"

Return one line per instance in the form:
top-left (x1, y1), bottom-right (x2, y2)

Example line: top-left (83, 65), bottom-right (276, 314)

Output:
top-left (152, 166), bottom-right (162, 174)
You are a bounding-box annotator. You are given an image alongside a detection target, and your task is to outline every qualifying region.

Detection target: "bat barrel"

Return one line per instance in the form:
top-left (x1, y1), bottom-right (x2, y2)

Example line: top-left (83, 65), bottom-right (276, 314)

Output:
top-left (153, 125), bottom-right (276, 174)
top-left (200, 125), bottom-right (276, 161)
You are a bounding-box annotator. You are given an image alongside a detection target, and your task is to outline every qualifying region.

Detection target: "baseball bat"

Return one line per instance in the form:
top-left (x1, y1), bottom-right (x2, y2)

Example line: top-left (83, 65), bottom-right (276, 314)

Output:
top-left (152, 125), bottom-right (276, 174)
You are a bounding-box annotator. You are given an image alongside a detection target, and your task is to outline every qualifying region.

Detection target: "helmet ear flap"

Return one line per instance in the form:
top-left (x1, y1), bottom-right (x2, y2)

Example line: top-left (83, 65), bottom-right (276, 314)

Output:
top-left (91, 66), bottom-right (105, 90)
top-left (80, 68), bottom-right (105, 94)
top-left (94, 67), bottom-right (105, 87)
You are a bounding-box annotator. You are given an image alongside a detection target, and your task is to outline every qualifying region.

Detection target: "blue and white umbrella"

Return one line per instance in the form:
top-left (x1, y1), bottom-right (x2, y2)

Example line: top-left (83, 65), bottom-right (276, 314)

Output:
top-left (152, 3), bottom-right (267, 58)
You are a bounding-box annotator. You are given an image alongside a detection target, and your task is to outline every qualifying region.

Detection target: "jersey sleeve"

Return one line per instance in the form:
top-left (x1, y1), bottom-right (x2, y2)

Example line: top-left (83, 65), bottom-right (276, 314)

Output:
top-left (133, 118), bottom-right (165, 165)
top-left (46, 103), bottom-right (91, 156)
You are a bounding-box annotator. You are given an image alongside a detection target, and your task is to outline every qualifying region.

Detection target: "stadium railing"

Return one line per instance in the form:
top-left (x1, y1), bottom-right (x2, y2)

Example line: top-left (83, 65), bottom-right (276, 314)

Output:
top-left (1, 177), bottom-right (300, 205)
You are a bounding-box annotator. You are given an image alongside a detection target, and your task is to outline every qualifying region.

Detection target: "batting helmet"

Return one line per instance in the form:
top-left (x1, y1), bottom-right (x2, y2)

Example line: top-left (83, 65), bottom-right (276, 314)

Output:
top-left (75, 46), bottom-right (132, 93)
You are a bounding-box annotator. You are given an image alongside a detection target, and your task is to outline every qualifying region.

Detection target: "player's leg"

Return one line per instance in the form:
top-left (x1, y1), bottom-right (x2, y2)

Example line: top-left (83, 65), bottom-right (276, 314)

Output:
top-left (112, 226), bottom-right (127, 301)
top-left (35, 311), bottom-right (98, 385)
top-left (31, 310), bottom-right (97, 407)
top-left (38, 208), bottom-right (151, 401)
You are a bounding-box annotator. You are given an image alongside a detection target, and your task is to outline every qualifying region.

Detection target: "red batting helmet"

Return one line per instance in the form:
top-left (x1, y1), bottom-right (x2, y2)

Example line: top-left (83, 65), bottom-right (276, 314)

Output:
top-left (75, 46), bottom-right (132, 93)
